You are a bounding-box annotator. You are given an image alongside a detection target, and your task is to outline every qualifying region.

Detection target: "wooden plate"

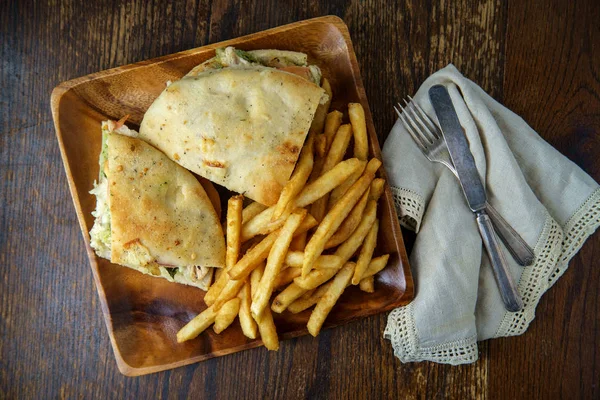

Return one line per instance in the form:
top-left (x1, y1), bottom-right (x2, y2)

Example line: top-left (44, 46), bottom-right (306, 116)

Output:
top-left (50, 15), bottom-right (414, 376)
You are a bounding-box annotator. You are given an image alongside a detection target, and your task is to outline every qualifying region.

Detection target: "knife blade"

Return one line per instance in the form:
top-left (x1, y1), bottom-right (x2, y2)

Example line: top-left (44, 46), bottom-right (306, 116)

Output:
top-left (428, 84), bottom-right (523, 312)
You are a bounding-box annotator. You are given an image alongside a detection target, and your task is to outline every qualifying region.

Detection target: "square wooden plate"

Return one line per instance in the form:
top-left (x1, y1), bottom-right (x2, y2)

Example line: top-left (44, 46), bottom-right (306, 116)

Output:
top-left (51, 15), bottom-right (414, 376)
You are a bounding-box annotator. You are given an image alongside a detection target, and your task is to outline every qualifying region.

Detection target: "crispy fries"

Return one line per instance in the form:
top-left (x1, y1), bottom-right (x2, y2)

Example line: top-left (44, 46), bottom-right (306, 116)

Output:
top-left (284, 252), bottom-right (342, 269)
top-left (321, 124), bottom-right (353, 174)
top-left (363, 254), bottom-right (389, 278)
top-left (323, 110), bottom-right (343, 149)
top-left (226, 195), bottom-right (244, 269)
top-left (274, 267), bottom-right (302, 288)
top-left (328, 163), bottom-right (366, 208)
top-left (273, 136), bottom-right (314, 220)
top-left (271, 283), bottom-right (308, 313)
top-left (295, 158), bottom-right (365, 208)
top-left (177, 305), bottom-right (218, 343)
top-left (293, 266), bottom-right (339, 290)
top-left (287, 282), bottom-right (332, 314)
top-left (229, 232), bottom-right (278, 280)
top-left (335, 199), bottom-right (378, 261)
top-left (242, 202), bottom-right (267, 224)
top-left (348, 103), bottom-right (368, 161)
top-left (309, 78), bottom-right (332, 136)
top-left (369, 178), bottom-right (385, 201)
top-left (352, 219), bottom-right (379, 285)
top-left (252, 209), bottom-right (306, 318)
top-left (241, 207), bottom-right (283, 242)
top-left (359, 276), bottom-right (375, 293)
top-left (238, 281), bottom-right (257, 339)
top-left (255, 307), bottom-right (279, 351)
top-left (307, 262), bottom-right (355, 336)
top-left (325, 187), bottom-right (370, 249)
top-left (302, 158), bottom-right (381, 277)
top-left (213, 298), bottom-right (241, 334)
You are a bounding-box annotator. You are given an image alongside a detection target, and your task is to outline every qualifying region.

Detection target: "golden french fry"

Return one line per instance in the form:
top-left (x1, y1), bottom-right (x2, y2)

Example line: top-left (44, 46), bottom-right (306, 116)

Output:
top-left (241, 207), bottom-right (283, 242)
top-left (295, 158), bottom-right (365, 208)
top-left (273, 136), bottom-right (314, 220)
top-left (252, 209), bottom-right (306, 318)
top-left (213, 298), bottom-right (241, 334)
top-left (242, 202), bottom-right (267, 224)
top-left (302, 158), bottom-right (381, 277)
top-left (229, 232), bottom-right (278, 280)
top-left (325, 187), bottom-right (370, 249)
top-left (334, 200), bottom-right (378, 262)
top-left (323, 110), bottom-right (343, 149)
top-left (309, 78), bottom-right (332, 136)
top-left (321, 124), bottom-right (353, 175)
top-left (250, 263), bottom-right (265, 299)
top-left (274, 267), bottom-right (302, 288)
top-left (315, 134), bottom-right (328, 159)
top-left (362, 254), bottom-right (389, 278)
top-left (352, 219), bottom-right (379, 284)
top-left (328, 163), bottom-right (366, 209)
top-left (310, 198), bottom-right (328, 222)
top-left (289, 231), bottom-right (307, 251)
top-left (369, 178), bottom-right (385, 201)
top-left (213, 275), bottom-right (246, 311)
top-left (204, 271), bottom-right (228, 306)
top-left (176, 305), bottom-right (217, 343)
top-left (287, 282), bottom-right (332, 314)
top-left (255, 307), bottom-right (279, 351)
top-left (226, 195), bottom-right (244, 269)
top-left (359, 276), bottom-right (375, 293)
top-left (284, 252), bottom-right (342, 269)
top-left (348, 103), bottom-right (368, 161)
top-left (307, 262), bottom-right (355, 336)
top-left (238, 281), bottom-right (257, 339)
top-left (271, 282), bottom-right (308, 313)
top-left (293, 266), bottom-right (339, 290)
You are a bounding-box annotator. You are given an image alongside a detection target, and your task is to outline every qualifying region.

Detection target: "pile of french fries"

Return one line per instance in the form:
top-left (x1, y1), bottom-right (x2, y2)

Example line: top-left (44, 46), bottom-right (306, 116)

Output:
top-left (177, 85), bottom-right (389, 350)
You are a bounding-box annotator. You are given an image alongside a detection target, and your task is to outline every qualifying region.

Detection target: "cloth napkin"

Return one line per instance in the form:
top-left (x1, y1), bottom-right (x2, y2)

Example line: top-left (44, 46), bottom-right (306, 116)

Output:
top-left (382, 64), bottom-right (600, 365)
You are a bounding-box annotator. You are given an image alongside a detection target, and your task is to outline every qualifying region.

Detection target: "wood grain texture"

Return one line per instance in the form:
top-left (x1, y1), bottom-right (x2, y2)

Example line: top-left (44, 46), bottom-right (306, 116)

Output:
top-left (1, 0), bottom-right (598, 398)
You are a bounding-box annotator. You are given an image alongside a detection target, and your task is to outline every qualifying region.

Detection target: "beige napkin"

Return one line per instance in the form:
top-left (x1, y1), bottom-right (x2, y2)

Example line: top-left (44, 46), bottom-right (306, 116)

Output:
top-left (382, 65), bottom-right (600, 364)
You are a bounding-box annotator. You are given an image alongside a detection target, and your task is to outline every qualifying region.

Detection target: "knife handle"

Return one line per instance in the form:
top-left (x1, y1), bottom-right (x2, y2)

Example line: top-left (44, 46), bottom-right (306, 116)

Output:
top-left (485, 203), bottom-right (535, 266)
top-left (476, 211), bottom-right (524, 312)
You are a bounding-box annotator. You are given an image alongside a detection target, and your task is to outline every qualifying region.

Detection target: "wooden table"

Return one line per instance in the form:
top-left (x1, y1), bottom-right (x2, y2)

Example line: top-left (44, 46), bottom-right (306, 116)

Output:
top-left (2, 1), bottom-right (599, 398)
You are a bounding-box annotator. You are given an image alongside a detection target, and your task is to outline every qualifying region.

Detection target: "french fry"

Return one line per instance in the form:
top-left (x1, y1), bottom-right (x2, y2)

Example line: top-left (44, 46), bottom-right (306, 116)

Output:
top-left (321, 124), bottom-right (353, 174)
top-left (295, 158), bottom-right (365, 208)
top-left (242, 202), bottom-right (267, 224)
top-left (250, 263), bottom-right (265, 299)
top-left (289, 231), bottom-right (307, 251)
top-left (251, 209), bottom-right (307, 318)
top-left (352, 219), bottom-right (379, 284)
top-left (334, 200), bottom-right (378, 262)
top-left (274, 267), bottom-right (302, 288)
top-left (213, 273), bottom-right (246, 311)
top-left (323, 110), bottom-right (343, 149)
top-left (369, 178), bottom-right (385, 201)
top-left (272, 135), bottom-right (314, 220)
top-left (176, 305), bottom-right (218, 343)
top-left (315, 134), bottom-right (328, 158)
top-left (325, 187), bottom-right (370, 249)
top-left (287, 281), bottom-right (332, 314)
top-left (284, 252), bottom-right (342, 269)
top-left (302, 158), bottom-right (381, 277)
top-left (238, 281), bottom-right (257, 339)
top-left (293, 266), bottom-right (339, 290)
top-left (348, 103), bottom-right (368, 161)
top-left (359, 276), bottom-right (375, 293)
top-left (271, 282), bottom-right (308, 313)
top-left (307, 262), bottom-right (355, 336)
top-left (310, 197), bottom-right (328, 223)
top-left (328, 163), bottom-right (366, 208)
top-left (213, 298), bottom-right (241, 334)
top-left (362, 254), bottom-right (389, 278)
top-left (241, 207), bottom-right (283, 242)
top-left (255, 307), bottom-right (279, 351)
top-left (229, 232), bottom-right (278, 280)
top-left (226, 195), bottom-right (244, 269)
top-left (309, 78), bottom-right (332, 136)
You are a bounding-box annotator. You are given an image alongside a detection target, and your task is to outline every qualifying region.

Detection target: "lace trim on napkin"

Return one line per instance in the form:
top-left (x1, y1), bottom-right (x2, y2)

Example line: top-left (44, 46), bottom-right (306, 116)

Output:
top-left (390, 186), bottom-right (425, 232)
top-left (495, 187), bottom-right (600, 337)
top-left (384, 303), bottom-right (479, 365)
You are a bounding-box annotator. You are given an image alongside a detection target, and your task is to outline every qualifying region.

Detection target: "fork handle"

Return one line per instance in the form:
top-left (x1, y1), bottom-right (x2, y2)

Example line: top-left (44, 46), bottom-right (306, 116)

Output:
top-left (485, 203), bottom-right (535, 266)
top-left (476, 211), bottom-right (524, 312)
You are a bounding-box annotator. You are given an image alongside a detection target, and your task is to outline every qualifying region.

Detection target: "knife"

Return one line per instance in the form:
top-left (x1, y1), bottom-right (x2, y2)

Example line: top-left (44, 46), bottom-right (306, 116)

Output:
top-left (428, 84), bottom-right (523, 312)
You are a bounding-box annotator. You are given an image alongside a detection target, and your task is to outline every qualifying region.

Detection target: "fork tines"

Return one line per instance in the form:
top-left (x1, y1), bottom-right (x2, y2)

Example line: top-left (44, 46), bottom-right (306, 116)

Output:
top-left (394, 97), bottom-right (442, 148)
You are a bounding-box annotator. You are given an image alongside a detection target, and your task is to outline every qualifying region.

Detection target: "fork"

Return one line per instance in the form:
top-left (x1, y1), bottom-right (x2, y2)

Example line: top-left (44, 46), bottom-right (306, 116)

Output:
top-left (395, 97), bottom-right (535, 267)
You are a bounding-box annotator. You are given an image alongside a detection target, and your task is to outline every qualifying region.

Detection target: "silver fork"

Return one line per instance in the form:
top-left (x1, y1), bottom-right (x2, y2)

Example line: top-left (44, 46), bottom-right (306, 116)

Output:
top-left (395, 97), bottom-right (535, 266)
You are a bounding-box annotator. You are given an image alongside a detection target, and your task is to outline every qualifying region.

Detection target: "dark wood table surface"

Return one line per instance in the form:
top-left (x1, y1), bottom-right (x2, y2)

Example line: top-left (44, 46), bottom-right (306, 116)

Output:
top-left (2, 0), bottom-right (599, 398)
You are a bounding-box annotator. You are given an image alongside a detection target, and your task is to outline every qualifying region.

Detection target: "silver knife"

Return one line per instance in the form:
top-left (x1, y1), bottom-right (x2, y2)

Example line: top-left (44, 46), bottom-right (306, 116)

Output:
top-left (428, 85), bottom-right (523, 312)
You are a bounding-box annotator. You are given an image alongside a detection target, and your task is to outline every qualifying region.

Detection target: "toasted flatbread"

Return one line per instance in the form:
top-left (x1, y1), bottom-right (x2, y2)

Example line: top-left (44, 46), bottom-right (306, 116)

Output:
top-left (139, 66), bottom-right (326, 205)
top-left (89, 123), bottom-right (225, 290)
